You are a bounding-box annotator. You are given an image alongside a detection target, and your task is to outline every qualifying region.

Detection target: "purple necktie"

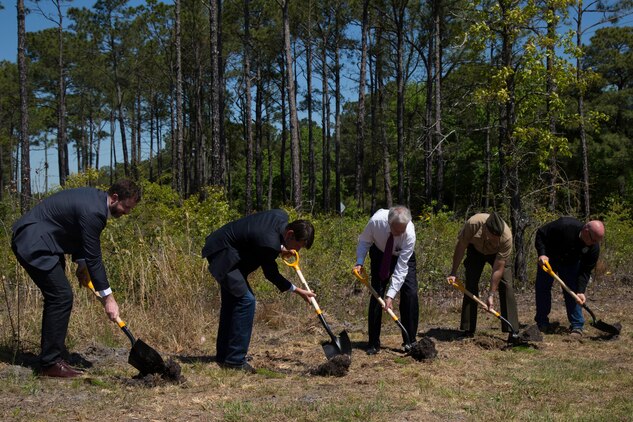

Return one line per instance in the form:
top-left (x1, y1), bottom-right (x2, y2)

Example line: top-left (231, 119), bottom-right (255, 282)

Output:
top-left (379, 233), bottom-right (394, 280)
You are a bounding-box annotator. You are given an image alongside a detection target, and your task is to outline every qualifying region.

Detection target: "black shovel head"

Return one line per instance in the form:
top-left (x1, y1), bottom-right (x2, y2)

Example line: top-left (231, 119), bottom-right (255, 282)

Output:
top-left (591, 320), bottom-right (622, 336)
top-left (322, 330), bottom-right (353, 360)
top-left (128, 338), bottom-right (167, 375)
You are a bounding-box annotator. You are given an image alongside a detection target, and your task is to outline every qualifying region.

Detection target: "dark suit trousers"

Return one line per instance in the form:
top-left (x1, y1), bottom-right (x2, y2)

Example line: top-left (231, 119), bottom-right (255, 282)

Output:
top-left (368, 245), bottom-right (419, 348)
top-left (460, 244), bottom-right (519, 333)
top-left (212, 267), bottom-right (257, 366)
top-left (13, 246), bottom-right (73, 367)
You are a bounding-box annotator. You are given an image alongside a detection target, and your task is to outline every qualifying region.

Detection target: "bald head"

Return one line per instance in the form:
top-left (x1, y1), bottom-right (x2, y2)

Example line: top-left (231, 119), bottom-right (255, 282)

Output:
top-left (581, 220), bottom-right (605, 246)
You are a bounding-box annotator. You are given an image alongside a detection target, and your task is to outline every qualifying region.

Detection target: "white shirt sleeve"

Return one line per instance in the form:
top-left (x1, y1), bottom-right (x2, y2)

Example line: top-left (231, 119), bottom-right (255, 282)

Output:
top-left (356, 210), bottom-right (389, 265)
top-left (386, 222), bottom-right (416, 299)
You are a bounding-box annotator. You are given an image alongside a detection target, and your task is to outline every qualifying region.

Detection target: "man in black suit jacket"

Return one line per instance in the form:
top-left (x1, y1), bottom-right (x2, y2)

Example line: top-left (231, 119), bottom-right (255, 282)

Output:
top-left (202, 209), bottom-right (315, 373)
top-left (11, 180), bottom-right (141, 378)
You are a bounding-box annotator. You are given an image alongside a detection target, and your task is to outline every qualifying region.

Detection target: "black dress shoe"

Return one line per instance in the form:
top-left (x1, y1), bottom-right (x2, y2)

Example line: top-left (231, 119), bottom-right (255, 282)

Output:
top-left (366, 346), bottom-right (380, 355)
top-left (40, 360), bottom-right (83, 378)
top-left (218, 362), bottom-right (257, 374)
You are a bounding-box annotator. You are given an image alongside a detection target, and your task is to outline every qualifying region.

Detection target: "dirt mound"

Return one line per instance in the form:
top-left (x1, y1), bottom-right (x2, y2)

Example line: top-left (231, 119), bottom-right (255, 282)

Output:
top-left (474, 336), bottom-right (506, 350)
top-left (122, 358), bottom-right (186, 387)
top-left (310, 354), bottom-right (351, 377)
top-left (408, 337), bottom-right (437, 361)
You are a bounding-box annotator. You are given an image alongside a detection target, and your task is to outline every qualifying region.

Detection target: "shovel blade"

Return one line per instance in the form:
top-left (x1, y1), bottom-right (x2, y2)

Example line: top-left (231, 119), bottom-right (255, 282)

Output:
top-left (337, 330), bottom-right (352, 356)
top-left (591, 320), bottom-right (621, 335)
top-left (128, 338), bottom-right (167, 375)
top-left (322, 342), bottom-right (340, 360)
top-left (321, 330), bottom-right (353, 360)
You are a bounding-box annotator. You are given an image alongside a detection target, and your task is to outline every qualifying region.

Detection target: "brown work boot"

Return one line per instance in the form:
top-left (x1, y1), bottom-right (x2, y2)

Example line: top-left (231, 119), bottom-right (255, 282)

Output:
top-left (40, 360), bottom-right (83, 378)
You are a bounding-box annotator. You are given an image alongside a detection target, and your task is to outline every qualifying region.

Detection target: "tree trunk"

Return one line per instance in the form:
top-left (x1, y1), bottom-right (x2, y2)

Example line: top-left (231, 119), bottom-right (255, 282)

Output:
top-left (576, 3), bottom-right (590, 217)
top-left (55, 0), bottom-right (68, 186)
top-left (424, 21), bottom-right (433, 206)
top-left (433, 0), bottom-right (443, 210)
top-left (282, 0), bottom-right (302, 209)
top-left (209, 0), bottom-right (224, 186)
top-left (321, 29), bottom-right (330, 211)
top-left (355, 0), bottom-right (369, 209)
top-left (376, 26), bottom-right (392, 207)
top-left (244, 0), bottom-right (253, 213)
top-left (174, 0), bottom-right (184, 196)
top-left (279, 55), bottom-right (287, 204)
top-left (307, 2), bottom-right (316, 209)
top-left (334, 29), bottom-right (341, 214)
top-left (255, 64), bottom-right (263, 211)
top-left (369, 30), bottom-right (377, 212)
top-left (18, 0), bottom-right (31, 212)
top-left (264, 82), bottom-right (273, 210)
top-left (391, 0), bottom-right (407, 204)
top-left (546, 6), bottom-right (558, 212)
top-left (499, 0), bottom-right (526, 283)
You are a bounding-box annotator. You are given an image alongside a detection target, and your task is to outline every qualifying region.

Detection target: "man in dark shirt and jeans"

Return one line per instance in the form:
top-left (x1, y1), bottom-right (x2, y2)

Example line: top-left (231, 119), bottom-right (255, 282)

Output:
top-left (534, 217), bottom-right (605, 337)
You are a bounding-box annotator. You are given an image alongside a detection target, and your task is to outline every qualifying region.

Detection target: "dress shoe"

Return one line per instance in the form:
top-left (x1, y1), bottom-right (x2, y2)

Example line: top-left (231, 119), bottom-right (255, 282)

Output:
top-left (218, 361), bottom-right (257, 374)
top-left (461, 330), bottom-right (475, 339)
top-left (40, 360), bottom-right (83, 378)
top-left (366, 346), bottom-right (380, 355)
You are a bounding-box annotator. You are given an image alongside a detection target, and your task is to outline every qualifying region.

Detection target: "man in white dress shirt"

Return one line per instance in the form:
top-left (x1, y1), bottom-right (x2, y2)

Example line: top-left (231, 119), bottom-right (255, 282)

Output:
top-left (354, 206), bottom-right (418, 355)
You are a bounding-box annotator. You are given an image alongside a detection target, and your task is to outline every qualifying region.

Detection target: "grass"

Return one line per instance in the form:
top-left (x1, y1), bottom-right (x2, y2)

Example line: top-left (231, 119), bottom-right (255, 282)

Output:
top-left (1, 194), bottom-right (633, 420)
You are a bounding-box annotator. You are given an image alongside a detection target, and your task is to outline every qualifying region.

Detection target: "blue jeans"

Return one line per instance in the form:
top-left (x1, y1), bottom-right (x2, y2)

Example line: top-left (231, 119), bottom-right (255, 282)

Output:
top-left (534, 262), bottom-right (584, 330)
top-left (216, 287), bottom-right (256, 366)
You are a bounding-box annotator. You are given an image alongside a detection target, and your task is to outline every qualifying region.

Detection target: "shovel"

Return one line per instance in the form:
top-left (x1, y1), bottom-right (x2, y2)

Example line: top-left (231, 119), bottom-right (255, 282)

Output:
top-left (448, 278), bottom-right (519, 340)
top-left (282, 251), bottom-right (352, 360)
top-left (352, 267), bottom-right (414, 351)
top-left (85, 281), bottom-right (167, 375)
top-left (541, 262), bottom-right (621, 335)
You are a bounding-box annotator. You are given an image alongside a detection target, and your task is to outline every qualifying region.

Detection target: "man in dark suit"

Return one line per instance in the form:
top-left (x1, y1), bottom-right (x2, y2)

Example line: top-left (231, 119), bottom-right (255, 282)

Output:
top-left (11, 180), bottom-right (141, 378)
top-left (202, 209), bottom-right (315, 373)
top-left (534, 218), bottom-right (604, 338)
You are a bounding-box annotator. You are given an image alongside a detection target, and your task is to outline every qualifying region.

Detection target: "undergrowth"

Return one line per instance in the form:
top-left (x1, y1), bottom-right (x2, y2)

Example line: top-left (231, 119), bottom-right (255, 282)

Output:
top-left (1, 178), bottom-right (632, 356)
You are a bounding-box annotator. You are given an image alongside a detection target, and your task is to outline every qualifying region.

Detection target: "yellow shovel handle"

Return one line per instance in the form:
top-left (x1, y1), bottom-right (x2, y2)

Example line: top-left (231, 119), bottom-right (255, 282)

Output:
top-left (541, 261), bottom-right (583, 305)
top-left (86, 281), bottom-right (127, 328)
top-left (352, 267), bottom-right (400, 321)
top-left (448, 278), bottom-right (500, 317)
top-left (281, 249), bottom-right (300, 269)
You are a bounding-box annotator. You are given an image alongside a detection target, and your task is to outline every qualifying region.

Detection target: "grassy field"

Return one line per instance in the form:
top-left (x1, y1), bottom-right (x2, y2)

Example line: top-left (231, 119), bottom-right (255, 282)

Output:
top-left (0, 280), bottom-right (631, 421)
top-left (1, 185), bottom-right (633, 421)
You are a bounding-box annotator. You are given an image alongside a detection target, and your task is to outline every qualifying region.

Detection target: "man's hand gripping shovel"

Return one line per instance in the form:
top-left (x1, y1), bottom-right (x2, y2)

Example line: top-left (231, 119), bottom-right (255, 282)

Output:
top-left (352, 267), bottom-right (414, 351)
top-left (541, 261), bottom-right (621, 335)
top-left (283, 251), bottom-right (352, 360)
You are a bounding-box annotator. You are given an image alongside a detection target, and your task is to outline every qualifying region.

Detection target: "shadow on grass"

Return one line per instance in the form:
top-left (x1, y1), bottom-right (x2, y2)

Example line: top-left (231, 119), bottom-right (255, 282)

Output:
top-left (175, 354), bottom-right (217, 364)
top-left (0, 342), bottom-right (38, 369)
top-left (0, 343), bottom-right (94, 370)
top-left (422, 327), bottom-right (470, 342)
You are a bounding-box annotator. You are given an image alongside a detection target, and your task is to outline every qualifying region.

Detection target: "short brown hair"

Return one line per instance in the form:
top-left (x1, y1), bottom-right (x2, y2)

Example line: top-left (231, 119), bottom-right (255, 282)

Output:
top-left (287, 219), bottom-right (315, 249)
top-left (108, 179), bottom-right (141, 202)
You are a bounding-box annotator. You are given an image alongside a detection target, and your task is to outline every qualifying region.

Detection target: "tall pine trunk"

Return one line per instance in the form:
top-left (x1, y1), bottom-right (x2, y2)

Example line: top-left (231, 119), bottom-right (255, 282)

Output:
top-left (282, 0), bottom-right (302, 209)
top-left (244, 0), bottom-right (253, 213)
top-left (18, 0), bottom-right (31, 212)
top-left (174, 0), bottom-right (184, 196)
top-left (355, 0), bottom-right (369, 209)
